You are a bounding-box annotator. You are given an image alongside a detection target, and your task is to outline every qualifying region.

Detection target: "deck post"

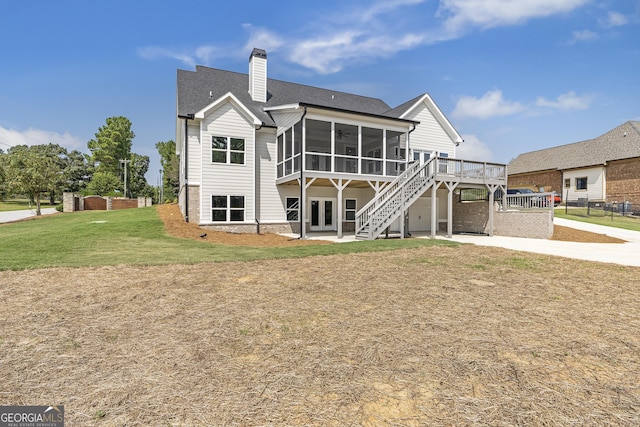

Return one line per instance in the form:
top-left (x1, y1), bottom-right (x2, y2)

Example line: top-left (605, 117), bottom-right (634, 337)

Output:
top-left (431, 182), bottom-right (437, 238)
top-left (445, 181), bottom-right (459, 238)
top-left (400, 184), bottom-right (405, 239)
top-left (488, 185), bottom-right (495, 237)
top-left (300, 177), bottom-right (306, 239)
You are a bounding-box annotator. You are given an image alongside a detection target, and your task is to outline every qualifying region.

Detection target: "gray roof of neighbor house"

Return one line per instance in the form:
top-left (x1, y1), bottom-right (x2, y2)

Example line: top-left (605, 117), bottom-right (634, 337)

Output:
top-left (509, 121), bottom-right (640, 175)
top-left (177, 65), bottom-right (416, 127)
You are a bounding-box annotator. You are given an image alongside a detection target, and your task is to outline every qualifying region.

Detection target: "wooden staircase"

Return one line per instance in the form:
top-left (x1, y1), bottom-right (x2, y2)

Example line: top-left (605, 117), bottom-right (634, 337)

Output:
top-left (355, 157), bottom-right (437, 240)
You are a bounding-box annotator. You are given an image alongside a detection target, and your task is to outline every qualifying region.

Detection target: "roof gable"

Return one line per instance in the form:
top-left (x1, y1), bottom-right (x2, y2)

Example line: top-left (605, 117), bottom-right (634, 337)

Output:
top-left (194, 91), bottom-right (261, 126)
top-left (509, 121), bottom-right (640, 174)
top-left (389, 93), bottom-right (462, 144)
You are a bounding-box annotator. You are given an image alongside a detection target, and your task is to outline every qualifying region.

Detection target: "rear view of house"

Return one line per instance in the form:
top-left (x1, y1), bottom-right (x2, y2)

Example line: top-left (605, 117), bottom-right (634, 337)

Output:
top-left (176, 48), bottom-right (508, 239)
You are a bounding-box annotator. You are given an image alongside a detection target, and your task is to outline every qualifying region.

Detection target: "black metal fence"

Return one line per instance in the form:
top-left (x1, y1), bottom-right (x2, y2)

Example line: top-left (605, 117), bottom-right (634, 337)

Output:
top-left (563, 198), bottom-right (638, 217)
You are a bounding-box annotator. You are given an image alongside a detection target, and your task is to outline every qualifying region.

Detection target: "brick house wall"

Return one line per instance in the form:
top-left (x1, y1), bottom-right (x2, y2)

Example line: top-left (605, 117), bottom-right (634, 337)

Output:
top-left (508, 170), bottom-right (563, 194)
top-left (606, 157), bottom-right (640, 206)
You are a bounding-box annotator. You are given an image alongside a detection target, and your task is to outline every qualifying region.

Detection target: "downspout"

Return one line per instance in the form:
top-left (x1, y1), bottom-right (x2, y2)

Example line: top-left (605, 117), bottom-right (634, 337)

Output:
top-left (299, 106), bottom-right (308, 239)
top-left (178, 114), bottom-right (194, 222)
top-left (255, 122), bottom-right (264, 234)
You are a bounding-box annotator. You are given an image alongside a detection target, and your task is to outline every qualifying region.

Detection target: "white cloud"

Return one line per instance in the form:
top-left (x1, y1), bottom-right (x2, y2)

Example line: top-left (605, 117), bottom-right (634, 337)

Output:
top-left (288, 32), bottom-right (426, 74)
top-left (438, 0), bottom-right (589, 36)
top-left (568, 29), bottom-right (599, 44)
top-left (138, 0), bottom-right (592, 74)
top-left (452, 90), bottom-right (525, 120)
top-left (0, 127), bottom-right (83, 151)
top-left (601, 11), bottom-right (628, 28)
top-left (241, 24), bottom-right (284, 55)
top-left (456, 134), bottom-right (493, 161)
top-left (536, 91), bottom-right (592, 110)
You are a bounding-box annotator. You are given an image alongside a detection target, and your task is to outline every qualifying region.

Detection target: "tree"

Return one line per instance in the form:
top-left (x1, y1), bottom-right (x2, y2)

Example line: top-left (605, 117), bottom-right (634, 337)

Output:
top-left (30, 143), bottom-right (67, 204)
top-left (63, 150), bottom-right (91, 193)
top-left (87, 116), bottom-right (135, 176)
top-left (85, 171), bottom-right (121, 196)
top-left (0, 149), bottom-right (6, 201)
top-left (128, 153), bottom-right (150, 198)
top-left (156, 140), bottom-right (179, 201)
top-left (5, 145), bottom-right (61, 215)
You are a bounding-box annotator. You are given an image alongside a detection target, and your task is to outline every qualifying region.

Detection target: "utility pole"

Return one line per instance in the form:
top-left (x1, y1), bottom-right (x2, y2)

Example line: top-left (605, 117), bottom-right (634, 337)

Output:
top-left (159, 169), bottom-right (164, 204)
top-left (120, 159), bottom-right (131, 198)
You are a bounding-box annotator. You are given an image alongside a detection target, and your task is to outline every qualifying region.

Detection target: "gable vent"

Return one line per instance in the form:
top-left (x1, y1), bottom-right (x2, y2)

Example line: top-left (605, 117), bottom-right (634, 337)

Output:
top-left (249, 48), bottom-right (267, 103)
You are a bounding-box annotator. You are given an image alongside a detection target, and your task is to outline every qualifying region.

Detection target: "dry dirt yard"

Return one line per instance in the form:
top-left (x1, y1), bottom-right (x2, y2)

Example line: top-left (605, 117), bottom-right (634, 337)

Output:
top-left (1, 207), bottom-right (638, 426)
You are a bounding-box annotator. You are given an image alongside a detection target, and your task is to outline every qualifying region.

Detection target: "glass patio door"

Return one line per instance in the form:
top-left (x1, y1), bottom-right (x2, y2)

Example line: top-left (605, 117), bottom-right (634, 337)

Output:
top-left (309, 198), bottom-right (336, 231)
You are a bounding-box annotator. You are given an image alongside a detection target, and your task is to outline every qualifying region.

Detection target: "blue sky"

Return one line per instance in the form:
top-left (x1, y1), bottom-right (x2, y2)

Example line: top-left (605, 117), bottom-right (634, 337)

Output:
top-left (1, 0), bottom-right (638, 185)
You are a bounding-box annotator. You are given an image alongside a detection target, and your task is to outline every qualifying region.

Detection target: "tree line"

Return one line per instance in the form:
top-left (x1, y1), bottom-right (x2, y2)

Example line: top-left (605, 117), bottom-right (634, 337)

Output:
top-left (0, 116), bottom-right (179, 215)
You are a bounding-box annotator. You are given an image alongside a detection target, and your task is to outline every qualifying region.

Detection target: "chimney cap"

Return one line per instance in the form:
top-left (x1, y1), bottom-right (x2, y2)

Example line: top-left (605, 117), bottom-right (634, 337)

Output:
top-left (250, 48), bottom-right (267, 59)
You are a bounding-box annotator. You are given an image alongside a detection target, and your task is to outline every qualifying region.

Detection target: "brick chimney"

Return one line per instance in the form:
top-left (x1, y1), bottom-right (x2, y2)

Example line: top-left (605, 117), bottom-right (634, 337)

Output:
top-left (249, 48), bottom-right (267, 103)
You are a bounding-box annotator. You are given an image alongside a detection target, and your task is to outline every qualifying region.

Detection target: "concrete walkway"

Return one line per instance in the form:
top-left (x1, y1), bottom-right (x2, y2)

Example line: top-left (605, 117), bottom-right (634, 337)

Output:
top-left (0, 208), bottom-right (59, 224)
top-left (439, 217), bottom-right (640, 267)
top-left (291, 217), bottom-right (640, 267)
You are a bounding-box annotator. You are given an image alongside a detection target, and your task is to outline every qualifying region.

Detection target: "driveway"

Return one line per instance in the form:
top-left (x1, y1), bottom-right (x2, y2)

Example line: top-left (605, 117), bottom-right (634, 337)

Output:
top-left (0, 208), bottom-right (59, 224)
top-left (442, 217), bottom-right (640, 267)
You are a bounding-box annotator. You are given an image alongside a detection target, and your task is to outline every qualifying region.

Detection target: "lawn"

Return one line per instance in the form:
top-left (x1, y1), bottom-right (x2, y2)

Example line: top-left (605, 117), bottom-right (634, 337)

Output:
top-left (0, 198), bottom-right (48, 212)
top-left (555, 207), bottom-right (640, 232)
top-left (1, 247), bottom-right (639, 425)
top-left (0, 207), bottom-right (456, 271)
top-left (2, 207), bottom-right (639, 425)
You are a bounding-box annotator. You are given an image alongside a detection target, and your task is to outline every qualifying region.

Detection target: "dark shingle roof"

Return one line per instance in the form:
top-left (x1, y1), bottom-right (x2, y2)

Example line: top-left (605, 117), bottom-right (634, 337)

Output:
top-left (509, 121), bottom-right (640, 175)
top-left (177, 65), bottom-right (398, 127)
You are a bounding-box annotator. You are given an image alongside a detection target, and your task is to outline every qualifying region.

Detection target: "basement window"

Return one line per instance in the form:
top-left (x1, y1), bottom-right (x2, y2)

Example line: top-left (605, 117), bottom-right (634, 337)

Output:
top-left (286, 197), bottom-right (299, 221)
top-left (212, 195), bottom-right (245, 222)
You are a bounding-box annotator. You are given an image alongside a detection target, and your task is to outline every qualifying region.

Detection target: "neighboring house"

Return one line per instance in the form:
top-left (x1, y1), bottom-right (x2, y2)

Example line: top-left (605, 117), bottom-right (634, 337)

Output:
top-left (508, 121), bottom-right (640, 207)
top-left (176, 48), bottom-right (507, 240)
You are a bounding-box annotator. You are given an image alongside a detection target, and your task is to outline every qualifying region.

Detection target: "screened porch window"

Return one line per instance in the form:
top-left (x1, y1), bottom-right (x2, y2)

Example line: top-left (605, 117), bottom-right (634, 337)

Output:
top-left (335, 123), bottom-right (358, 173)
top-left (386, 130), bottom-right (407, 176)
top-left (306, 119), bottom-right (332, 172)
top-left (362, 127), bottom-right (383, 175)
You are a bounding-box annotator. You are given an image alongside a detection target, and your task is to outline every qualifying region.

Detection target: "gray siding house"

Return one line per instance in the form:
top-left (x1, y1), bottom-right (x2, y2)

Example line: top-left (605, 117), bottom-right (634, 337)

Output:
top-left (176, 48), bottom-right (507, 239)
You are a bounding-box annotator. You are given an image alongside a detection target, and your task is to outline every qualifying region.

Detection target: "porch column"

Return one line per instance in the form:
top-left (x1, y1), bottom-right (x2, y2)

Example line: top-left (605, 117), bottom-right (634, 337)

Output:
top-left (486, 184), bottom-right (500, 237)
top-left (330, 178), bottom-right (351, 239)
top-left (444, 181), bottom-right (459, 238)
top-left (431, 182), bottom-right (438, 238)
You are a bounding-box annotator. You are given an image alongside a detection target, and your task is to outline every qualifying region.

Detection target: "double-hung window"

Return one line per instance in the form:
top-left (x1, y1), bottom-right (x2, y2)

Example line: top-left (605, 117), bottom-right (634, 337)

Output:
top-left (212, 136), bottom-right (245, 164)
top-left (212, 195), bottom-right (245, 222)
top-left (345, 199), bottom-right (357, 221)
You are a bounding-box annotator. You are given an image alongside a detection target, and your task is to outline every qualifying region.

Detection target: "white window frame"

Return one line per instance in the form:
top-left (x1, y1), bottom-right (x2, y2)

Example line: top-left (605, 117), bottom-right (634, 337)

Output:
top-left (575, 177), bottom-right (588, 191)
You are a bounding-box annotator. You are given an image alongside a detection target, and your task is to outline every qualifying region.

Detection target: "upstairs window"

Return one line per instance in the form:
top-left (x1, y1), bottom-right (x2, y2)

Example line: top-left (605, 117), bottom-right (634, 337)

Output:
top-left (212, 136), bottom-right (245, 164)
